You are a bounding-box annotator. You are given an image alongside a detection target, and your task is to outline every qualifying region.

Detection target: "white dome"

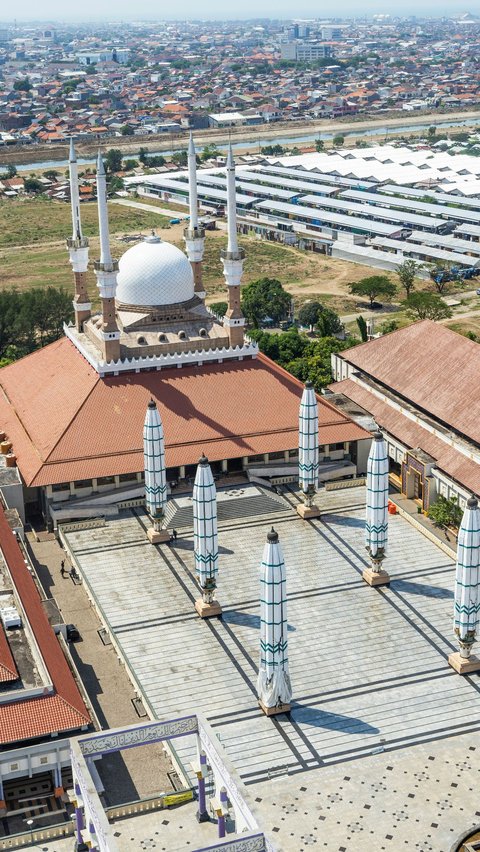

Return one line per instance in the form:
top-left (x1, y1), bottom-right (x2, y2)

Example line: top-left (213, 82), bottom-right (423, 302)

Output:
top-left (116, 235), bottom-right (194, 307)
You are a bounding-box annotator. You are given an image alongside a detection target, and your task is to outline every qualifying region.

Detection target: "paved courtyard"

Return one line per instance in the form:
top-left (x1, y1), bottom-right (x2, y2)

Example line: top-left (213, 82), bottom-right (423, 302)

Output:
top-left (61, 485), bottom-right (480, 851)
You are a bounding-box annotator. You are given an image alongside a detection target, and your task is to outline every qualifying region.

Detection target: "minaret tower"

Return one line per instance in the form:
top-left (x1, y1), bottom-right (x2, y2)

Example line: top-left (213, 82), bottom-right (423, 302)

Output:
top-left (94, 152), bottom-right (120, 363)
top-left (220, 145), bottom-right (245, 348)
top-left (66, 139), bottom-right (91, 331)
top-left (184, 134), bottom-right (205, 300)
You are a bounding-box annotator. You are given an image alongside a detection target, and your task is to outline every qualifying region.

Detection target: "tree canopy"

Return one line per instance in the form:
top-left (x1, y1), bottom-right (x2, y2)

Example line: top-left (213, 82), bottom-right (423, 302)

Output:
top-left (349, 276), bottom-right (397, 307)
top-left (0, 287), bottom-right (74, 361)
top-left (241, 278), bottom-right (291, 328)
top-left (402, 292), bottom-right (452, 321)
top-left (104, 148), bottom-right (123, 173)
top-left (396, 259), bottom-right (420, 297)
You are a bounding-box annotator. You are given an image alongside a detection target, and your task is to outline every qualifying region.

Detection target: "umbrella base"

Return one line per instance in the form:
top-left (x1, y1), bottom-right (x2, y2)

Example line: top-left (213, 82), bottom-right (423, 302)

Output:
top-left (147, 527), bottom-right (170, 544)
top-left (448, 652), bottom-right (480, 674)
top-left (362, 567), bottom-right (390, 586)
top-left (195, 598), bottom-right (222, 618)
top-left (258, 700), bottom-right (291, 716)
top-left (296, 504), bottom-right (321, 519)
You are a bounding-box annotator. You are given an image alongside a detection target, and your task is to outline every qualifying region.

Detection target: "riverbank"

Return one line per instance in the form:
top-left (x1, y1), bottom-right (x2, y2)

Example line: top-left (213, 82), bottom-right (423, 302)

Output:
top-left (1, 107), bottom-right (480, 169)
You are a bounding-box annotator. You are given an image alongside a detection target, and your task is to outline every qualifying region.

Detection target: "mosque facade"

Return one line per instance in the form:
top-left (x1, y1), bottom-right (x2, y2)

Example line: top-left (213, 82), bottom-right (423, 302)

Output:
top-left (0, 138), bottom-right (370, 523)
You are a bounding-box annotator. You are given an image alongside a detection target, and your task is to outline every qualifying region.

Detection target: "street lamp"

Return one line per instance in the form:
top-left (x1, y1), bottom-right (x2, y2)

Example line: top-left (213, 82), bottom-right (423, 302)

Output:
top-left (27, 819), bottom-right (34, 843)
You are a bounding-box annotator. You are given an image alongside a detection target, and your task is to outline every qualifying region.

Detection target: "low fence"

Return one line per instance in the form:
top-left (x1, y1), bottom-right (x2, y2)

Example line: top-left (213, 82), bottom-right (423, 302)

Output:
top-left (59, 517), bottom-right (106, 533)
top-left (105, 789), bottom-right (194, 820)
top-left (325, 477), bottom-right (366, 491)
top-left (0, 822), bottom-right (73, 850)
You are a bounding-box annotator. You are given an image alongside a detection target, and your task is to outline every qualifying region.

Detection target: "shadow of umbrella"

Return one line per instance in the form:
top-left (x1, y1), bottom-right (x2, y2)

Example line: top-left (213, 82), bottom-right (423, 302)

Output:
top-left (394, 579), bottom-right (454, 599)
top-left (291, 704), bottom-right (380, 735)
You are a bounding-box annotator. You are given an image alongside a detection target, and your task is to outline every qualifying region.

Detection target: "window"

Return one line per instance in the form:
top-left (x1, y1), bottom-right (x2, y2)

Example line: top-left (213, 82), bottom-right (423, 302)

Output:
top-left (119, 473), bottom-right (137, 482)
top-left (52, 483), bottom-right (69, 493)
top-left (269, 451), bottom-right (285, 460)
top-left (75, 479), bottom-right (92, 489)
top-left (329, 443), bottom-right (345, 451)
top-left (97, 476), bottom-right (115, 486)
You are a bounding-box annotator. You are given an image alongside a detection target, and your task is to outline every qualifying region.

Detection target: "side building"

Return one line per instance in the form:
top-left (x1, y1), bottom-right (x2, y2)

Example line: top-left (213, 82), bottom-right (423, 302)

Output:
top-left (328, 320), bottom-right (480, 512)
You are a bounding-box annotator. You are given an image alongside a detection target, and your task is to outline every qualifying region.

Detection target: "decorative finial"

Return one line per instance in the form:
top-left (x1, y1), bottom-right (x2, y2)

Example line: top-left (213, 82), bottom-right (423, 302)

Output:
top-left (468, 496), bottom-right (478, 509)
top-left (374, 431), bottom-right (383, 441)
top-left (267, 526), bottom-right (279, 543)
top-left (199, 453), bottom-right (209, 465)
top-left (148, 398), bottom-right (156, 409)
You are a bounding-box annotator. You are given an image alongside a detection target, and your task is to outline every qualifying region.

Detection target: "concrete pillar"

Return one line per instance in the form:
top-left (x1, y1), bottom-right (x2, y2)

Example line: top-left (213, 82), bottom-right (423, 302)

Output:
top-left (263, 453), bottom-right (269, 464)
top-left (179, 466), bottom-right (186, 479)
top-left (242, 457), bottom-right (248, 468)
top-left (284, 450), bottom-right (289, 462)
top-left (221, 459), bottom-right (228, 473)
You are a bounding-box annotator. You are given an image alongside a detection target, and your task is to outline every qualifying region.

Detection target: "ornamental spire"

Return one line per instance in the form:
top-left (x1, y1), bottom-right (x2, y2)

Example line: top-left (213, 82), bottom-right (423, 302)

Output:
top-left (96, 151), bottom-right (113, 268)
top-left (226, 143), bottom-right (239, 255)
top-left (297, 382), bottom-right (321, 519)
top-left (188, 132), bottom-right (199, 231)
top-left (143, 399), bottom-right (170, 544)
top-left (69, 138), bottom-right (82, 241)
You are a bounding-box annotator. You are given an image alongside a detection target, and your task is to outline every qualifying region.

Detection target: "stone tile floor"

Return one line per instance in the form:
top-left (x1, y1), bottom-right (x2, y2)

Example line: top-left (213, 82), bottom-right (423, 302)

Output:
top-left (59, 485), bottom-right (480, 851)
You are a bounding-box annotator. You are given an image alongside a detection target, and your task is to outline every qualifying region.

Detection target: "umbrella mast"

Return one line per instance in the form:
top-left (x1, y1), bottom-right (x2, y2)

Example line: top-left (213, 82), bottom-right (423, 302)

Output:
top-left (363, 431), bottom-right (391, 586)
top-left (144, 399), bottom-right (170, 544)
top-left (449, 496), bottom-right (480, 674)
top-left (193, 454), bottom-right (222, 618)
top-left (297, 381), bottom-right (321, 519)
top-left (257, 527), bottom-right (292, 716)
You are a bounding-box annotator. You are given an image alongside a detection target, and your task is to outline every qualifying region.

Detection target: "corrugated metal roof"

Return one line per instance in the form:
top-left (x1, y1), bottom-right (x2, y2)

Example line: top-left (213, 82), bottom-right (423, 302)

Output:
top-left (330, 377), bottom-right (480, 496)
top-left (340, 320), bottom-right (480, 447)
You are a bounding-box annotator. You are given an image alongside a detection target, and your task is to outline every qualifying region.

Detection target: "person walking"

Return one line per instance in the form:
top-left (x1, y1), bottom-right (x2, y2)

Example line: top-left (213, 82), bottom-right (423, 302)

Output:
top-left (60, 560), bottom-right (67, 578)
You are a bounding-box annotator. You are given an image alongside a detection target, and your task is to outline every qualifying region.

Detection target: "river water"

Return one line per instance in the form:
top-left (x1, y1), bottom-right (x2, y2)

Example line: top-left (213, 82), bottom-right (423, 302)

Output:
top-left (3, 115), bottom-right (480, 173)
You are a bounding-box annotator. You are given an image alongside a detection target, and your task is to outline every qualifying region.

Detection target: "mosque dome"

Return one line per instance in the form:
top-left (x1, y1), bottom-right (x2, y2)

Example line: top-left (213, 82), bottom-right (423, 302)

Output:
top-left (116, 234), bottom-right (194, 307)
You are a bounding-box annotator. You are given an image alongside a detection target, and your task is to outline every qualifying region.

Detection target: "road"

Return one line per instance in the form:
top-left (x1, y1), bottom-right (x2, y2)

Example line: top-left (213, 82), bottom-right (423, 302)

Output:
top-left (110, 198), bottom-right (188, 219)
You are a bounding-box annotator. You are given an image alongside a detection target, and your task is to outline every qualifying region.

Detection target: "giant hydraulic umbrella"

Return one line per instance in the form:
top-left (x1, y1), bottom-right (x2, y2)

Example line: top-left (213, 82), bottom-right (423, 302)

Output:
top-left (193, 454), bottom-right (222, 618)
top-left (257, 527), bottom-right (292, 716)
top-left (144, 399), bottom-right (169, 544)
top-left (297, 381), bottom-right (321, 519)
top-left (449, 496), bottom-right (480, 674)
top-left (363, 431), bottom-right (390, 586)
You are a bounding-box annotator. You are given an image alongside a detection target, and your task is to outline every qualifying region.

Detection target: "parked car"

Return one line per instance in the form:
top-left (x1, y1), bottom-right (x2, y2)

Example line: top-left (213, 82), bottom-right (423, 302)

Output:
top-left (66, 623), bottom-right (80, 642)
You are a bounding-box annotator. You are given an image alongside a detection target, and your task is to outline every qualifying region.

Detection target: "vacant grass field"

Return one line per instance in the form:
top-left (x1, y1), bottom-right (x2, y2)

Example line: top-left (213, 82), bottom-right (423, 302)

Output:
top-left (0, 199), bottom-right (169, 247)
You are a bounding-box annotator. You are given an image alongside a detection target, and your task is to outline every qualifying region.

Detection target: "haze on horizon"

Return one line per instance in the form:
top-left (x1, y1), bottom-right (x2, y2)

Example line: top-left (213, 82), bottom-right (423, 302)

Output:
top-left (0, 0), bottom-right (472, 23)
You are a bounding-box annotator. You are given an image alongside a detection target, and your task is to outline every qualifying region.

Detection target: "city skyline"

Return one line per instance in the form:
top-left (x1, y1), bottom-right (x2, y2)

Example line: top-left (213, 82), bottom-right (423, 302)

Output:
top-left (0, 2), bottom-right (475, 22)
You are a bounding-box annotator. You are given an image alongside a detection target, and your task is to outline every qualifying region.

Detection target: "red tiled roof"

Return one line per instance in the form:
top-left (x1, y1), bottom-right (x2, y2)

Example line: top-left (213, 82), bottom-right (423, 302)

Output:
top-left (0, 623), bottom-right (18, 683)
top-left (330, 378), bottom-right (480, 496)
top-left (0, 340), bottom-right (368, 487)
top-left (339, 320), bottom-right (480, 445)
top-left (0, 505), bottom-right (90, 744)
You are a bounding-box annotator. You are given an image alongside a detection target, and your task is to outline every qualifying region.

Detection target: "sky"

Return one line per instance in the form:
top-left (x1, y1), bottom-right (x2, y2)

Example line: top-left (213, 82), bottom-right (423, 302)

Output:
top-left (1, 0), bottom-right (472, 22)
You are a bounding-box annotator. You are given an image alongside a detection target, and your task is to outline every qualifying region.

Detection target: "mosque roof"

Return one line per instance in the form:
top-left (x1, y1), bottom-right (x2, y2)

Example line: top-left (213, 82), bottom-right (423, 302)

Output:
top-left (116, 234), bottom-right (194, 307)
top-left (0, 338), bottom-right (368, 487)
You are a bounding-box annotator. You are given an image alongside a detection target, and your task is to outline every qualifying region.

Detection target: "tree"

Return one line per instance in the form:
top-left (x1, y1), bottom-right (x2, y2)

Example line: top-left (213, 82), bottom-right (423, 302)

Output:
top-left (315, 138), bottom-right (324, 152)
top-left (287, 336), bottom-right (355, 391)
top-left (241, 278), bottom-right (291, 328)
top-left (138, 147), bottom-right (148, 164)
top-left (0, 288), bottom-right (73, 360)
top-left (104, 148), bottom-right (123, 174)
top-left (209, 301), bottom-right (228, 317)
top-left (171, 151), bottom-right (188, 167)
top-left (123, 159), bottom-right (138, 170)
top-left (121, 124), bottom-right (134, 136)
top-left (43, 169), bottom-right (59, 182)
top-left (201, 144), bottom-right (219, 161)
top-left (298, 301), bottom-right (323, 330)
top-left (6, 164), bottom-right (17, 178)
top-left (428, 495), bottom-right (463, 531)
top-left (349, 276), bottom-right (397, 307)
top-left (397, 259), bottom-right (420, 297)
top-left (356, 315), bottom-right (368, 342)
top-left (332, 134), bottom-right (345, 147)
top-left (402, 292), bottom-right (452, 321)
top-left (429, 262), bottom-right (452, 294)
top-left (23, 177), bottom-right (43, 193)
top-left (13, 77), bottom-right (31, 91)
top-left (316, 307), bottom-right (342, 337)
top-left (381, 319), bottom-right (399, 335)
top-left (427, 125), bottom-right (437, 140)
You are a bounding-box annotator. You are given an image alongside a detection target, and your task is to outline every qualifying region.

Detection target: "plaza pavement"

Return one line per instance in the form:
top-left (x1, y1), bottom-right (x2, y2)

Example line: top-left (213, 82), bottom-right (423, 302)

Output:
top-left (59, 485), bottom-right (480, 852)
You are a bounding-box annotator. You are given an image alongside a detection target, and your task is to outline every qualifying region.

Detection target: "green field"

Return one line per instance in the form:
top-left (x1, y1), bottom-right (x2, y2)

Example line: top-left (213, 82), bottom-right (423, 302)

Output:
top-left (0, 199), bottom-right (169, 247)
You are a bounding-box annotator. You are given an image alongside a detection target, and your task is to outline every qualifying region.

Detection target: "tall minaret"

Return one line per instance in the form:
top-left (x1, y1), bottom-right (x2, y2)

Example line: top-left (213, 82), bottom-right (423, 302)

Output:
top-left (184, 134), bottom-right (205, 300)
top-left (66, 139), bottom-right (91, 331)
top-left (220, 144), bottom-right (245, 348)
top-left (94, 152), bottom-right (120, 362)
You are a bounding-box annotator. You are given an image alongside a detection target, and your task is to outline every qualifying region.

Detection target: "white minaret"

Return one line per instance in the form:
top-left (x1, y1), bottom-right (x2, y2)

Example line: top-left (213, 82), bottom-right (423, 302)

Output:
top-left (94, 152), bottom-right (120, 362)
top-left (184, 134), bottom-right (206, 300)
top-left (220, 144), bottom-right (245, 348)
top-left (66, 139), bottom-right (91, 331)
